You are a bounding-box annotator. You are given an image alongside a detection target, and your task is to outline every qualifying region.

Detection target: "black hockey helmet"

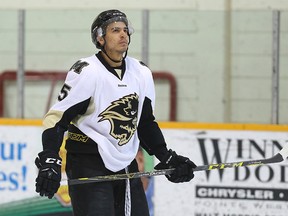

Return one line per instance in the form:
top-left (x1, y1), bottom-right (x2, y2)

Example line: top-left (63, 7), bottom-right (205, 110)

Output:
top-left (91, 9), bottom-right (134, 49)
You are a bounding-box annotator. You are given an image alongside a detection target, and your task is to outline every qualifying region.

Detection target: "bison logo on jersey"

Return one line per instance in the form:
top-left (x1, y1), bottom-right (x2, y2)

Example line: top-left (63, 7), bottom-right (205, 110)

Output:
top-left (98, 93), bottom-right (139, 146)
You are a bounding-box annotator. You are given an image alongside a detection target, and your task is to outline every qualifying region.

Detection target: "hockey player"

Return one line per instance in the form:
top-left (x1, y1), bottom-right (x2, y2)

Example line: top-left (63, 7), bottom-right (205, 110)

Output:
top-left (35, 9), bottom-right (197, 216)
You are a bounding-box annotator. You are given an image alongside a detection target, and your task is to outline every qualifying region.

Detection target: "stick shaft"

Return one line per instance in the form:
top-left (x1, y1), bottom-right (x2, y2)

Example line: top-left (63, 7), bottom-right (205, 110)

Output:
top-left (68, 150), bottom-right (286, 186)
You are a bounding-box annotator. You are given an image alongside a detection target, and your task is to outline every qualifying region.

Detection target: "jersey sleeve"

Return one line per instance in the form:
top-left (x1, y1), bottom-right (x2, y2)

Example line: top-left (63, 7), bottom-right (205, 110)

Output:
top-left (137, 64), bottom-right (169, 161)
top-left (138, 97), bottom-right (169, 161)
top-left (42, 59), bottom-right (96, 153)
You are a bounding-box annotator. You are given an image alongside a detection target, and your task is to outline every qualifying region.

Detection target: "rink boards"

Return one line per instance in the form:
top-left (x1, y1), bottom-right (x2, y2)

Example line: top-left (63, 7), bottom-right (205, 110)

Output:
top-left (0, 119), bottom-right (288, 216)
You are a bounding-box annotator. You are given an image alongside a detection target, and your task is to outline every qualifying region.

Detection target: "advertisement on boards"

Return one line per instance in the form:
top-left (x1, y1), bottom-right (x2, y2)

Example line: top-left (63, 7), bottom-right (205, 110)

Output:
top-left (0, 125), bottom-right (42, 203)
top-left (154, 128), bottom-right (288, 216)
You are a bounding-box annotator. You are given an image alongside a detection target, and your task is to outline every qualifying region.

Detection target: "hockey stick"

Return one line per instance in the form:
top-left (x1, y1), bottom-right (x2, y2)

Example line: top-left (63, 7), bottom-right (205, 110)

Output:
top-left (68, 143), bottom-right (288, 186)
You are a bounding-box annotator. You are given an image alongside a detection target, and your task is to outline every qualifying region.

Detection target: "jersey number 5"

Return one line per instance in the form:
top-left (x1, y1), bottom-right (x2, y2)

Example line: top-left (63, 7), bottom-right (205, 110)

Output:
top-left (58, 83), bottom-right (71, 101)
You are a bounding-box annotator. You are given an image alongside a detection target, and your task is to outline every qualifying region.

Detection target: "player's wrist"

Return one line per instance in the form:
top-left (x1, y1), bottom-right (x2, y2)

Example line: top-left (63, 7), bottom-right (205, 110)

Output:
top-left (153, 146), bottom-right (170, 162)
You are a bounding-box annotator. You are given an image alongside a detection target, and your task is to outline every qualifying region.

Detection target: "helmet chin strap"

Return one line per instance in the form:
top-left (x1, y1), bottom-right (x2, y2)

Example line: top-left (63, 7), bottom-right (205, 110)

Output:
top-left (101, 47), bottom-right (125, 63)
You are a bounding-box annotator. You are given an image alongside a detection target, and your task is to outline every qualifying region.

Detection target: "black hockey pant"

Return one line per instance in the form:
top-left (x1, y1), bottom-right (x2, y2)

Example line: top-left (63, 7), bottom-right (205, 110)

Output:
top-left (66, 152), bottom-right (150, 216)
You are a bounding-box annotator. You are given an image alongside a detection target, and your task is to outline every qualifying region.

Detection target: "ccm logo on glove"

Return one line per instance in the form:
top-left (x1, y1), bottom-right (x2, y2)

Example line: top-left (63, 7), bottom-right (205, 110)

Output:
top-left (45, 158), bottom-right (62, 166)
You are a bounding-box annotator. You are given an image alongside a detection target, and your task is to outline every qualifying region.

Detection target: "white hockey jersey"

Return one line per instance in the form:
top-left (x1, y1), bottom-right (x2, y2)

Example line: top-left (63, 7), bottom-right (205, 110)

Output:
top-left (43, 53), bottom-right (156, 172)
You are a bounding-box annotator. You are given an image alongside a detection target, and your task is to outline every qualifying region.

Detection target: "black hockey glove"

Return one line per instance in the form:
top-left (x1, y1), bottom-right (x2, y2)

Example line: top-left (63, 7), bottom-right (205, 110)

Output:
top-left (35, 150), bottom-right (62, 199)
top-left (154, 149), bottom-right (197, 183)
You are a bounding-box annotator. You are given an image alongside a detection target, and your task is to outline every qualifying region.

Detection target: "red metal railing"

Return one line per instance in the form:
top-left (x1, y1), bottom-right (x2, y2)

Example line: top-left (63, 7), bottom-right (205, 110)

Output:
top-left (0, 70), bottom-right (177, 120)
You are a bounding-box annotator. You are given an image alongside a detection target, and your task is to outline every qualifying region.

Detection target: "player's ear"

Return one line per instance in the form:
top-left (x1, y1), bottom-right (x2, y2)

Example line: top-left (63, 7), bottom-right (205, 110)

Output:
top-left (97, 36), bottom-right (104, 47)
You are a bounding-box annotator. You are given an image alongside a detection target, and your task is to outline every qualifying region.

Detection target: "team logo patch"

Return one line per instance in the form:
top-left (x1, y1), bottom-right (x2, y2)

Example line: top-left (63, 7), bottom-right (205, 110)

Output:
top-left (98, 93), bottom-right (139, 146)
top-left (70, 60), bottom-right (89, 74)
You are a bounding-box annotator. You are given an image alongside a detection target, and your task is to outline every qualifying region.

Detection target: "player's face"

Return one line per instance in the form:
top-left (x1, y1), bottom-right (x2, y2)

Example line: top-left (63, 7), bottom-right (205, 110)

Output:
top-left (103, 22), bottom-right (129, 54)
